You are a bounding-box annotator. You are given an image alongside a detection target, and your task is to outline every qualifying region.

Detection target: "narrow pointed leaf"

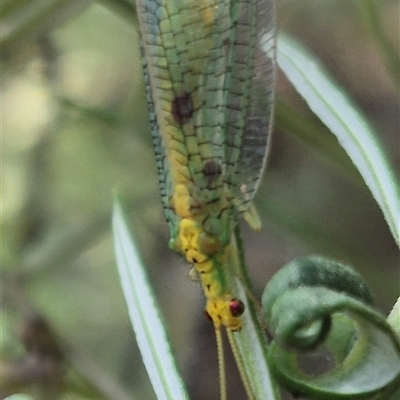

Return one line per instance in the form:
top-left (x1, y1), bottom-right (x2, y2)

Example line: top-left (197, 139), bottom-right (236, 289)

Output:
top-left (276, 34), bottom-right (400, 247)
top-left (112, 197), bottom-right (189, 400)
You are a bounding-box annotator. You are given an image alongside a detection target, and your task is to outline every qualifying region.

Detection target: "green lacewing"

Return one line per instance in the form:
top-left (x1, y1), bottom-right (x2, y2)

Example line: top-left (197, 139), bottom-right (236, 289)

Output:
top-left (136, 0), bottom-right (276, 395)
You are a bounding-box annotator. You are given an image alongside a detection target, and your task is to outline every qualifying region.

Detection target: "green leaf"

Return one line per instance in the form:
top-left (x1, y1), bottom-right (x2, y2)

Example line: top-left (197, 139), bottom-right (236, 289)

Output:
top-left (277, 34), bottom-right (400, 247)
top-left (229, 279), bottom-right (280, 400)
top-left (112, 196), bottom-right (189, 400)
top-left (230, 225), bottom-right (281, 400)
top-left (262, 256), bottom-right (400, 399)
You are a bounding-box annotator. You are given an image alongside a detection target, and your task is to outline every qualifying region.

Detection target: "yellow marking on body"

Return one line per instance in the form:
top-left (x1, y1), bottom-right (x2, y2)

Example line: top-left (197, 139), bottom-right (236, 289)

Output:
top-left (171, 175), bottom-right (243, 331)
top-left (206, 298), bottom-right (242, 331)
top-left (179, 218), bottom-right (209, 264)
top-left (178, 216), bottom-right (243, 331)
top-left (172, 184), bottom-right (193, 218)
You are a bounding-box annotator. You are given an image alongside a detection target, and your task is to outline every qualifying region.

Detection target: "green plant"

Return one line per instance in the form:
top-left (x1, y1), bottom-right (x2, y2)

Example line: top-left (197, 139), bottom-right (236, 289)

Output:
top-left (112, 30), bottom-right (400, 399)
top-left (2, 1), bottom-right (399, 399)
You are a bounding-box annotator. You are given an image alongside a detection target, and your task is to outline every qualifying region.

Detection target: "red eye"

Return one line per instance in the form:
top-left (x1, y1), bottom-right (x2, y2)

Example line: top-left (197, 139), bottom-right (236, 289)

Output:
top-left (229, 299), bottom-right (245, 317)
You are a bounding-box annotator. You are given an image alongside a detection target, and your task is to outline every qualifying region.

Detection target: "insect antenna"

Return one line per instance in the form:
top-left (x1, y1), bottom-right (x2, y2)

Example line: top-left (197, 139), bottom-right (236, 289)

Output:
top-left (215, 328), bottom-right (227, 400)
top-left (227, 330), bottom-right (255, 400)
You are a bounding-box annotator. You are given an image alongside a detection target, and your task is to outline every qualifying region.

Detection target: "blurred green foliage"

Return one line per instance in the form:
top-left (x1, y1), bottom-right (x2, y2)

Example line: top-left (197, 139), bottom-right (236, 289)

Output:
top-left (1, 0), bottom-right (399, 399)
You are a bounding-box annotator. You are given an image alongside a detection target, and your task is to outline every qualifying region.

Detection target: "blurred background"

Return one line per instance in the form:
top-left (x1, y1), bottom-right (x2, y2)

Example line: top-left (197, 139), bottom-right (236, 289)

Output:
top-left (1, 0), bottom-right (399, 399)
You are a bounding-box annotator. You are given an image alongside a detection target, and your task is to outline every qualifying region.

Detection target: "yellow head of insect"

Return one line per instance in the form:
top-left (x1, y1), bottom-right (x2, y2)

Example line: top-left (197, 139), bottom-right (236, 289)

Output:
top-left (206, 297), bottom-right (245, 331)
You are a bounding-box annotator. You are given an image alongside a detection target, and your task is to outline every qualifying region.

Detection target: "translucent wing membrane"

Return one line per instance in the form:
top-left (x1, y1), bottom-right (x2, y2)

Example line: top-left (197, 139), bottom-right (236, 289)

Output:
top-left (223, 0), bottom-right (276, 213)
top-left (138, 0), bottom-right (276, 227)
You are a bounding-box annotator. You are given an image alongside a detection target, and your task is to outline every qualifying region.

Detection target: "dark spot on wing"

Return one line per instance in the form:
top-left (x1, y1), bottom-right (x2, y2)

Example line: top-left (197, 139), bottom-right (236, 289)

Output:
top-left (203, 159), bottom-right (222, 184)
top-left (171, 91), bottom-right (193, 125)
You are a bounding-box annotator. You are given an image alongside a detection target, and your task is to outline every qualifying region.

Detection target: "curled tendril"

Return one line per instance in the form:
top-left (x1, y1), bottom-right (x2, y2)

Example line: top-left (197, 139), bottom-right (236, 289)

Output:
top-left (262, 256), bottom-right (400, 399)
